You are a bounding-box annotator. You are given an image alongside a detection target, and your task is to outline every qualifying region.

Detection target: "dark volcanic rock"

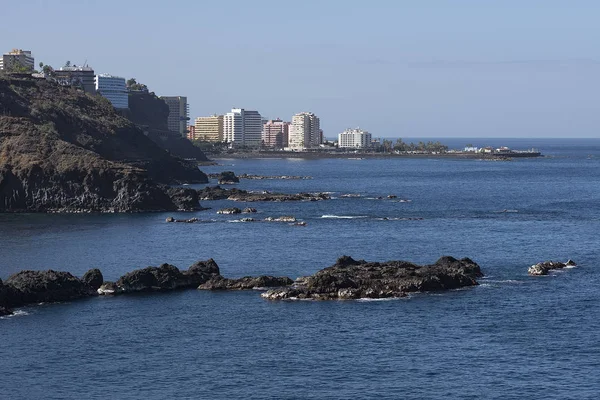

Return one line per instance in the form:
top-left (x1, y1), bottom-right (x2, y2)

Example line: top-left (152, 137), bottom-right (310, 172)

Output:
top-left (528, 260), bottom-right (576, 276)
top-left (217, 207), bottom-right (242, 215)
top-left (197, 186), bottom-right (330, 202)
top-left (217, 171), bottom-right (239, 184)
top-left (99, 259), bottom-right (221, 295)
top-left (0, 278), bottom-right (13, 316)
top-left (198, 275), bottom-right (293, 290)
top-left (262, 256), bottom-right (483, 300)
top-left (0, 76), bottom-right (207, 213)
top-left (3, 270), bottom-right (95, 307)
top-left (81, 268), bottom-right (104, 290)
top-left (165, 187), bottom-right (202, 211)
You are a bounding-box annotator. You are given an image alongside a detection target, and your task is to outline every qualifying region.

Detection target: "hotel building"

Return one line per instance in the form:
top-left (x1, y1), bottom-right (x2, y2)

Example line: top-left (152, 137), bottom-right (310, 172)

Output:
top-left (223, 108), bottom-right (262, 148)
top-left (262, 119), bottom-right (290, 148)
top-left (161, 96), bottom-right (189, 137)
top-left (288, 112), bottom-right (320, 150)
top-left (0, 49), bottom-right (34, 71)
top-left (193, 115), bottom-right (224, 142)
top-left (54, 66), bottom-right (96, 94)
top-left (95, 74), bottom-right (128, 109)
top-left (338, 128), bottom-right (372, 149)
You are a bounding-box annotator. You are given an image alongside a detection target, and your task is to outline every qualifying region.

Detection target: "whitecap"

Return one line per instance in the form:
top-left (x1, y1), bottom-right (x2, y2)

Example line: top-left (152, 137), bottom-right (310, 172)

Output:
top-left (0, 309), bottom-right (30, 319)
top-left (356, 297), bottom-right (405, 302)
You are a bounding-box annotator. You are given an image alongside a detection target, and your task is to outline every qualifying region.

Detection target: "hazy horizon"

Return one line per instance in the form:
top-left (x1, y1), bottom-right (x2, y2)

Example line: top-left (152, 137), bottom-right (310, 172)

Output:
top-left (2, 0), bottom-right (599, 138)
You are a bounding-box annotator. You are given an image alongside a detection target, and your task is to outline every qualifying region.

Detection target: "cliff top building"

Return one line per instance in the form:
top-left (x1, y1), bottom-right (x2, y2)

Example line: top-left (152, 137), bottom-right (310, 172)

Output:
top-left (54, 65), bottom-right (96, 94)
top-left (95, 74), bottom-right (128, 109)
top-left (0, 49), bottom-right (34, 72)
top-left (161, 96), bottom-right (189, 137)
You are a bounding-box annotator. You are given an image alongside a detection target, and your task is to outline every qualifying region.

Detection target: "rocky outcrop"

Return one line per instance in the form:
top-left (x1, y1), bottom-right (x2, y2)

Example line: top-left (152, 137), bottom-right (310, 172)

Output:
top-left (264, 216), bottom-right (296, 222)
top-left (217, 171), bottom-right (239, 184)
top-left (528, 260), bottom-right (577, 276)
top-left (0, 278), bottom-right (12, 316)
top-left (2, 270), bottom-right (96, 308)
top-left (97, 259), bottom-right (220, 295)
top-left (262, 255), bottom-right (483, 300)
top-left (164, 187), bottom-right (202, 211)
top-left (197, 186), bottom-right (330, 202)
top-left (0, 76), bottom-right (207, 213)
top-left (198, 275), bottom-right (293, 290)
top-left (81, 268), bottom-right (104, 290)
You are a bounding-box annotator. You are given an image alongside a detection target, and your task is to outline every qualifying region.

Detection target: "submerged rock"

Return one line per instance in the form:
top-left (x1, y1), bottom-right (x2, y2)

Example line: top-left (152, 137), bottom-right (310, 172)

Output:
top-left (198, 275), bottom-right (293, 290)
top-left (197, 186), bottom-right (330, 202)
top-left (261, 255), bottom-right (483, 301)
top-left (528, 260), bottom-right (576, 276)
top-left (242, 207), bottom-right (257, 213)
top-left (217, 207), bottom-right (242, 215)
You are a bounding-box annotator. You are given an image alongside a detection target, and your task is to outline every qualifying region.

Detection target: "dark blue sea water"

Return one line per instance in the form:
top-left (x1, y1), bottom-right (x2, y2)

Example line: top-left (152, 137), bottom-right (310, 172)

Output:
top-left (1, 138), bottom-right (599, 399)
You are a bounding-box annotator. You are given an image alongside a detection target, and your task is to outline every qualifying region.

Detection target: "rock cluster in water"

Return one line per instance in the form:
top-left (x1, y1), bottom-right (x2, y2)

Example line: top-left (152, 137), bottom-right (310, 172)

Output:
top-left (197, 186), bottom-right (330, 202)
top-left (528, 260), bottom-right (577, 276)
top-left (262, 255), bottom-right (483, 300)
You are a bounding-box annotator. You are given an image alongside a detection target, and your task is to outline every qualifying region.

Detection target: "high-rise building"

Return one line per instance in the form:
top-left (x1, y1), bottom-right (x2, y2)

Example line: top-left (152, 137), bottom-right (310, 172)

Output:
top-left (223, 108), bottom-right (262, 148)
top-left (95, 74), bottom-right (128, 109)
top-left (0, 49), bottom-right (34, 71)
top-left (262, 119), bottom-right (290, 148)
top-left (288, 112), bottom-right (320, 150)
top-left (193, 115), bottom-right (224, 142)
top-left (54, 66), bottom-right (96, 93)
top-left (338, 128), bottom-right (372, 149)
top-left (161, 96), bottom-right (189, 137)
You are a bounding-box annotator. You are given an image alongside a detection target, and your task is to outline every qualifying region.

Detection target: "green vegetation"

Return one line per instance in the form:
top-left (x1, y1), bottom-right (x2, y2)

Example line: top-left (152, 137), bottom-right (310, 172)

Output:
top-left (126, 78), bottom-right (148, 92)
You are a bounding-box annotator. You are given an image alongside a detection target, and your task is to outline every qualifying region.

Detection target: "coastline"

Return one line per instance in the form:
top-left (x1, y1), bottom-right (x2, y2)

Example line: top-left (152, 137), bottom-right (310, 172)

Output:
top-left (208, 150), bottom-right (542, 160)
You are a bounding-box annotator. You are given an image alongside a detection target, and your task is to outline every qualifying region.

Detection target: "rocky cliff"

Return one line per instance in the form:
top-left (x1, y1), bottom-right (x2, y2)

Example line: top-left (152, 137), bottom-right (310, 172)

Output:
top-left (0, 75), bottom-right (207, 212)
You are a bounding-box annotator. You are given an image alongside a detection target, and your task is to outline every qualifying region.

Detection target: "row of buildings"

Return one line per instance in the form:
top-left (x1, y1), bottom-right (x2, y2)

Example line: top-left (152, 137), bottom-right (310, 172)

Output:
top-left (3, 49), bottom-right (376, 149)
top-left (188, 110), bottom-right (323, 150)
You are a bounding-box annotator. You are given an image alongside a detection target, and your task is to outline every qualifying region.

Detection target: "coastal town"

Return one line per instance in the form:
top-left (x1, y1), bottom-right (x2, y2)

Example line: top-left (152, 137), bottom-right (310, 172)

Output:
top-left (1, 48), bottom-right (540, 158)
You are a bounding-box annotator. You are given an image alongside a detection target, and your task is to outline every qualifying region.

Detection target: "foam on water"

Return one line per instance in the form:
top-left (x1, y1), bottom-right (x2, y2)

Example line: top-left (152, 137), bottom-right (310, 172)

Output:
top-left (321, 215), bottom-right (368, 219)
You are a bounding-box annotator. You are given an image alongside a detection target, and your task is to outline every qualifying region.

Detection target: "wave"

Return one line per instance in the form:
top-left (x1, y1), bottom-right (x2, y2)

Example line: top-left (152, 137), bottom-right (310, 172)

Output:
top-left (0, 309), bottom-right (30, 319)
top-left (494, 209), bottom-right (519, 213)
top-left (356, 297), bottom-right (405, 302)
top-left (321, 215), bottom-right (368, 219)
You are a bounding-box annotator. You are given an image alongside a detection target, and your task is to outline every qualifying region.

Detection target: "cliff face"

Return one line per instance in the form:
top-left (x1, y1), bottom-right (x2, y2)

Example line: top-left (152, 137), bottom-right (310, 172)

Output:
top-left (0, 76), bottom-right (207, 212)
top-left (126, 92), bottom-right (209, 162)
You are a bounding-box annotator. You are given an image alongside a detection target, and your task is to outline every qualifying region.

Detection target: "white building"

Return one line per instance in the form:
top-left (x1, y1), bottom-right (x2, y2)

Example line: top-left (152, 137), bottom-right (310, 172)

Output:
top-left (288, 112), bottom-right (320, 150)
top-left (338, 128), bottom-right (372, 149)
top-left (55, 66), bottom-right (96, 93)
top-left (223, 108), bottom-right (262, 148)
top-left (0, 49), bottom-right (34, 71)
top-left (161, 96), bottom-right (189, 137)
top-left (95, 74), bottom-right (128, 109)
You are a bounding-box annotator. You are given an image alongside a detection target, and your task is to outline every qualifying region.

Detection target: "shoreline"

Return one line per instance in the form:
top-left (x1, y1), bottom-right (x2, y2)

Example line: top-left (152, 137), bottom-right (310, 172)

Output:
top-left (207, 151), bottom-right (542, 161)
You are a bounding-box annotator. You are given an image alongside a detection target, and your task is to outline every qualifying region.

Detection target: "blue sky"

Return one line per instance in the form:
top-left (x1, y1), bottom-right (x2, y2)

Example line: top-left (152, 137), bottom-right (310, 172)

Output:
top-left (2, 0), bottom-right (599, 138)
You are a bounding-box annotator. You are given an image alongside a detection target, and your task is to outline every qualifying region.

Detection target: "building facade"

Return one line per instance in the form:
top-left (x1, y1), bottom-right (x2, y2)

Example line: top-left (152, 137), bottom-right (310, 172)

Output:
top-left (0, 49), bottom-right (34, 71)
top-left (193, 115), bottom-right (224, 142)
top-left (223, 108), bottom-right (262, 148)
top-left (262, 119), bottom-right (290, 148)
top-left (161, 96), bottom-right (189, 137)
top-left (54, 66), bottom-right (96, 93)
top-left (338, 128), bottom-right (372, 149)
top-left (95, 74), bottom-right (128, 109)
top-left (288, 112), bottom-right (320, 150)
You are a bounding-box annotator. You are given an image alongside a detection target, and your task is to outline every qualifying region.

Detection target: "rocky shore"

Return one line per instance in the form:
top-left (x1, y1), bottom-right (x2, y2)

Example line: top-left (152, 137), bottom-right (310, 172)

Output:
top-left (528, 260), bottom-right (577, 276)
top-left (0, 76), bottom-right (208, 213)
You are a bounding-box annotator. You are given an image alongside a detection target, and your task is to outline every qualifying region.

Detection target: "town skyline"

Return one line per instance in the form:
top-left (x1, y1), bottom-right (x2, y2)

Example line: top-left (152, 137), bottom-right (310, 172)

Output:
top-left (2, 1), bottom-right (599, 138)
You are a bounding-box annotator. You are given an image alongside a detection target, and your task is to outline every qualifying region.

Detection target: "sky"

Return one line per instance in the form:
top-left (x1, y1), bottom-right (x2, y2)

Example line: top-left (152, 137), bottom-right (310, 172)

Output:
top-left (2, 0), bottom-right (599, 138)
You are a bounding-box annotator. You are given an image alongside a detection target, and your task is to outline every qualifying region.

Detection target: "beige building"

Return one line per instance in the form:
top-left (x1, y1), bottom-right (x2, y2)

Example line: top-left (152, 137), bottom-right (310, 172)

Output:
top-left (288, 112), bottom-right (320, 150)
top-left (0, 49), bottom-right (34, 71)
top-left (193, 115), bottom-right (224, 142)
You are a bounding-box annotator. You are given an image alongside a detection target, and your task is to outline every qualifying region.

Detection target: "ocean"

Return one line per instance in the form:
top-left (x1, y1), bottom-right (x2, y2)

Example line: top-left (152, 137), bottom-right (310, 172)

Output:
top-left (1, 138), bottom-right (599, 399)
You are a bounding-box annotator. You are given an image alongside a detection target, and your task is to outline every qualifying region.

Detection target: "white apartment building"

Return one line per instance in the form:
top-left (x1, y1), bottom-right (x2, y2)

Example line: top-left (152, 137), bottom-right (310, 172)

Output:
top-left (288, 112), bottom-right (320, 150)
top-left (0, 49), bottom-right (34, 71)
top-left (95, 74), bottom-right (128, 109)
top-left (223, 108), bottom-right (262, 148)
top-left (161, 96), bottom-right (189, 137)
top-left (338, 128), bottom-right (372, 149)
